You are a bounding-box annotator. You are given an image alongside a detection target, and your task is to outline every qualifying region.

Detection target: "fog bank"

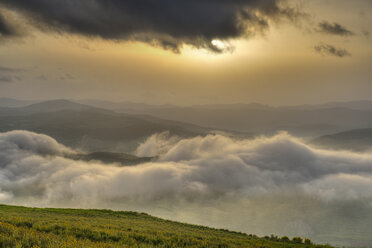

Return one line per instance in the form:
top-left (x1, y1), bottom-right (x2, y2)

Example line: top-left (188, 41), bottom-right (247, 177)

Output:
top-left (1, 131), bottom-right (372, 246)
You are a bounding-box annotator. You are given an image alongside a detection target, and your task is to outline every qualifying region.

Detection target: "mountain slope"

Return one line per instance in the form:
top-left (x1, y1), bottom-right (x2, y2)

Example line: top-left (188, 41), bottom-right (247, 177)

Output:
top-left (68, 151), bottom-right (153, 165)
top-left (77, 99), bottom-right (372, 112)
top-left (0, 101), bottom-right (212, 152)
top-left (21, 99), bottom-right (93, 113)
top-left (0, 99), bottom-right (99, 116)
top-left (76, 99), bottom-right (372, 137)
top-left (282, 100), bottom-right (372, 111)
top-left (0, 204), bottom-right (328, 248)
top-left (3, 99), bottom-right (372, 141)
top-left (311, 128), bottom-right (372, 151)
top-left (122, 106), bottom-right (372, 137)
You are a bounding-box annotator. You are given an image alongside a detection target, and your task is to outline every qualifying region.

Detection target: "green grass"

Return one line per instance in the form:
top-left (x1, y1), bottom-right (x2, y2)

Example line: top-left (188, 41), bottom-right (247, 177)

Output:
top-left (0, 204), bottom-right (334, 248)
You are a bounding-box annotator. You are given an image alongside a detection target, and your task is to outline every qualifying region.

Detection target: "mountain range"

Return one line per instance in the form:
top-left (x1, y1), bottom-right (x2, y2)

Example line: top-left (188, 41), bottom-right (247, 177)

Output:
top-left (0, 99), bottom-right (212, 152)
top-left (311, 128), bottom-right (372, 151)
top-left (1, 98), bottom-right (372, 151)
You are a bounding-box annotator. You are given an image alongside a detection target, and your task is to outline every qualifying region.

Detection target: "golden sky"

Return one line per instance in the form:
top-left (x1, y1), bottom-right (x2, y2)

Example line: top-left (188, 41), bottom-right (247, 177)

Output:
top-left (0, 0), bottom-right (371, 105)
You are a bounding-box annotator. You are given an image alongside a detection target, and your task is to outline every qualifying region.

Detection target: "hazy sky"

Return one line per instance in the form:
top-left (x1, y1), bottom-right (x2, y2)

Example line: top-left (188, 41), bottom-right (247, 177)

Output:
top-left (0, 0), bottom-right (371, 105)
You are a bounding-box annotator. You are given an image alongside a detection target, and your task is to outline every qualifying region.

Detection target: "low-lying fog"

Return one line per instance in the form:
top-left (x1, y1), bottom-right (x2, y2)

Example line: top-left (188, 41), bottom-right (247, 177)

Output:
top-left (1, 130), bottom-right (371, 246)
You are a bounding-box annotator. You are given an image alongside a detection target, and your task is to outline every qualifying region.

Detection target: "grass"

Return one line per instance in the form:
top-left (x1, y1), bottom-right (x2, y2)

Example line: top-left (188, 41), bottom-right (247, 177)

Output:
top-left (0, 204), bottom-right (334, 248)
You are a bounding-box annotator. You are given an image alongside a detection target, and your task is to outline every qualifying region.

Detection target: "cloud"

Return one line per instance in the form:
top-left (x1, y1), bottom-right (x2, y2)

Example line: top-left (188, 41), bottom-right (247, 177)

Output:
top-left (0, 12), bottom-right (14, 36)
top-left (0, 74), bottom-right (22, 83)
top-left (1, 130), bottom-right (372, 245)
top-left (0, 130), bottom-right (72, 155)
top-left (0, 11), bottom-right (21, 39)
top-left (0, 0), bottom-right (303, 53)
top-left (362, 29), bottom-right (370, 38)
top-left (316, 21), bottom-right (354, 36)
top-left (314, 43), bottom-right (351, 57)
top-left (0, 66), bottom-right (23, 83)
top-left (0, 75), bottom-right (22, 83)
top-left (0, 75), bottom-right (13, 83)
top-left (136, 131), bottom-right (181, 157)
top-left (0, 66), bottom-right (22, 72)
top-left (59, 73), bottom-right (75, 81)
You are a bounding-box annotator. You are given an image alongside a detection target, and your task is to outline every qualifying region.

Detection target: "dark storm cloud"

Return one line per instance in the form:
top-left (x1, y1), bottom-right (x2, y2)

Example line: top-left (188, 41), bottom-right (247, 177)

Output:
top-left (314, 43), bottom-right (351, 58)
top-left (0, 0), bottom-right (301, 52)
top-left (0, 12), bottom-right (17, 37)
top-left (316, 21), bottom-right (354, 36)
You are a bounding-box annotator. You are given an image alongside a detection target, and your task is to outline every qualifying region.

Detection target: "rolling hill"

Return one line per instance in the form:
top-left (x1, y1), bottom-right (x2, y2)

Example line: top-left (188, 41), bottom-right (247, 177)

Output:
top-left (68, 151), bottom-right (154, 165)
top-left (0, 100), bottom-right (213, 152)
top-left (0, 99), bottom-right (97, 116)
top-left (282, 100), bottom-right (372, 111)
top-left (74, 99), bottom-right (372, 138)
top-left (77, 99), bottom-right (372, 112)
top-left (121, 106), bottom-right (372, 138)
top-left (311, 128), bottom-right (372, 151)
top-left (0, 204), bottom-right (328, 248)
top-left (3, 98), bottom-right (372, 141)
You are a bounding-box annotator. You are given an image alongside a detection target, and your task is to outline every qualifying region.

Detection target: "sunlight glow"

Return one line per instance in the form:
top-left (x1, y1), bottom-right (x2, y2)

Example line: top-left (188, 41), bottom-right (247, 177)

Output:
top-left (211, 39), bottom-right (226, 50)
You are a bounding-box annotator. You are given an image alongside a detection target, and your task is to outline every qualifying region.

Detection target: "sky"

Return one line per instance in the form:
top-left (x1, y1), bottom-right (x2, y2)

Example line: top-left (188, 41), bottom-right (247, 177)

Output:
top-left (0, 0), bottom-right (371, 105)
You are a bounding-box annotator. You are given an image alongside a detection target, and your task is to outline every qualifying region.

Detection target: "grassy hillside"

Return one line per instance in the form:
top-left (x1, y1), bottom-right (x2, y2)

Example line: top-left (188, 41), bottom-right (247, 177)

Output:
top-left (0, 205), bottom-right (333, 248)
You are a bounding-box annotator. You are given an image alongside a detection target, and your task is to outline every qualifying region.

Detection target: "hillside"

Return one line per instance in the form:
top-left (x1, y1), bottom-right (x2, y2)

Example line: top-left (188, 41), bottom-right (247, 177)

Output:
top-left (3, 99), bottom-right (372, 138)
top-left (311, 128), bottom-right (372, 151)
top-left (72, 99), bottom-right (372, 137)
top-left (0, 100), bottom-right (212, 152)
top-left (76, 99), bottom-right (372, 112)
top-left (282, 100), bottom-right (372, 111)
top-left (0, 204), bottom-right (330, 248)
top-left (68, 152), bottom-right (154, 165)
top-left (120, 106), bottom-right (372, 137)
top-left (0, 99), bottom-right (98, 116)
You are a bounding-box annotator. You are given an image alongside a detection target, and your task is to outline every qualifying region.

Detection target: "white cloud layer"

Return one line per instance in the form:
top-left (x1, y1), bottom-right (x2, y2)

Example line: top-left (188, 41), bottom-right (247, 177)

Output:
top-left (1, 130), bottom-right (372, 246)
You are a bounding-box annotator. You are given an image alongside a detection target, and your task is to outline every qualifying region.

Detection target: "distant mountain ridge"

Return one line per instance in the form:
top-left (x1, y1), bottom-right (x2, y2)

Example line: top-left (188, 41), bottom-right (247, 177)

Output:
top-left (282, 100), bottom-right (372, 111)
top-left (0, 99), bottom-right (214, 152)
top-left (123, 106), bottom-right (372, 137)
top-left (76, 99), bottom-right (372, 112)
top-left (77, 99), bottom-right (175, 112)
top-left (311, 128), bottom-right (372, 151)
top-left (73, 99), bottom-right (372, 137)
top-left (3, 97), bottom-right (372, 111)
top-left (68, 151), bottom-right (154, 165)
top-left (0, 99), bottom-right (104, 116)
top-left (22, 99), bottom-right (92, 111)
top-left (2, 98), bottom-right (372, 139)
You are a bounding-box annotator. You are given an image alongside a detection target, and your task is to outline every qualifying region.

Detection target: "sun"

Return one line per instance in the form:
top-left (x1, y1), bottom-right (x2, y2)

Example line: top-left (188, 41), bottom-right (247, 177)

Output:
top-left (181, 39), bottom-right (236, 59)
top-left (211, 39), bottom-right (226, 50)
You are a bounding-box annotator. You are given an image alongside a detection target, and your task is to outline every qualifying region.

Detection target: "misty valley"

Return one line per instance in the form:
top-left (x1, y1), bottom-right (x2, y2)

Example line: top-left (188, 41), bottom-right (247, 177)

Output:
top-left (1, 98), bottom-right (372, 247)
top-left (1, 0), bottom-right (372, 246)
